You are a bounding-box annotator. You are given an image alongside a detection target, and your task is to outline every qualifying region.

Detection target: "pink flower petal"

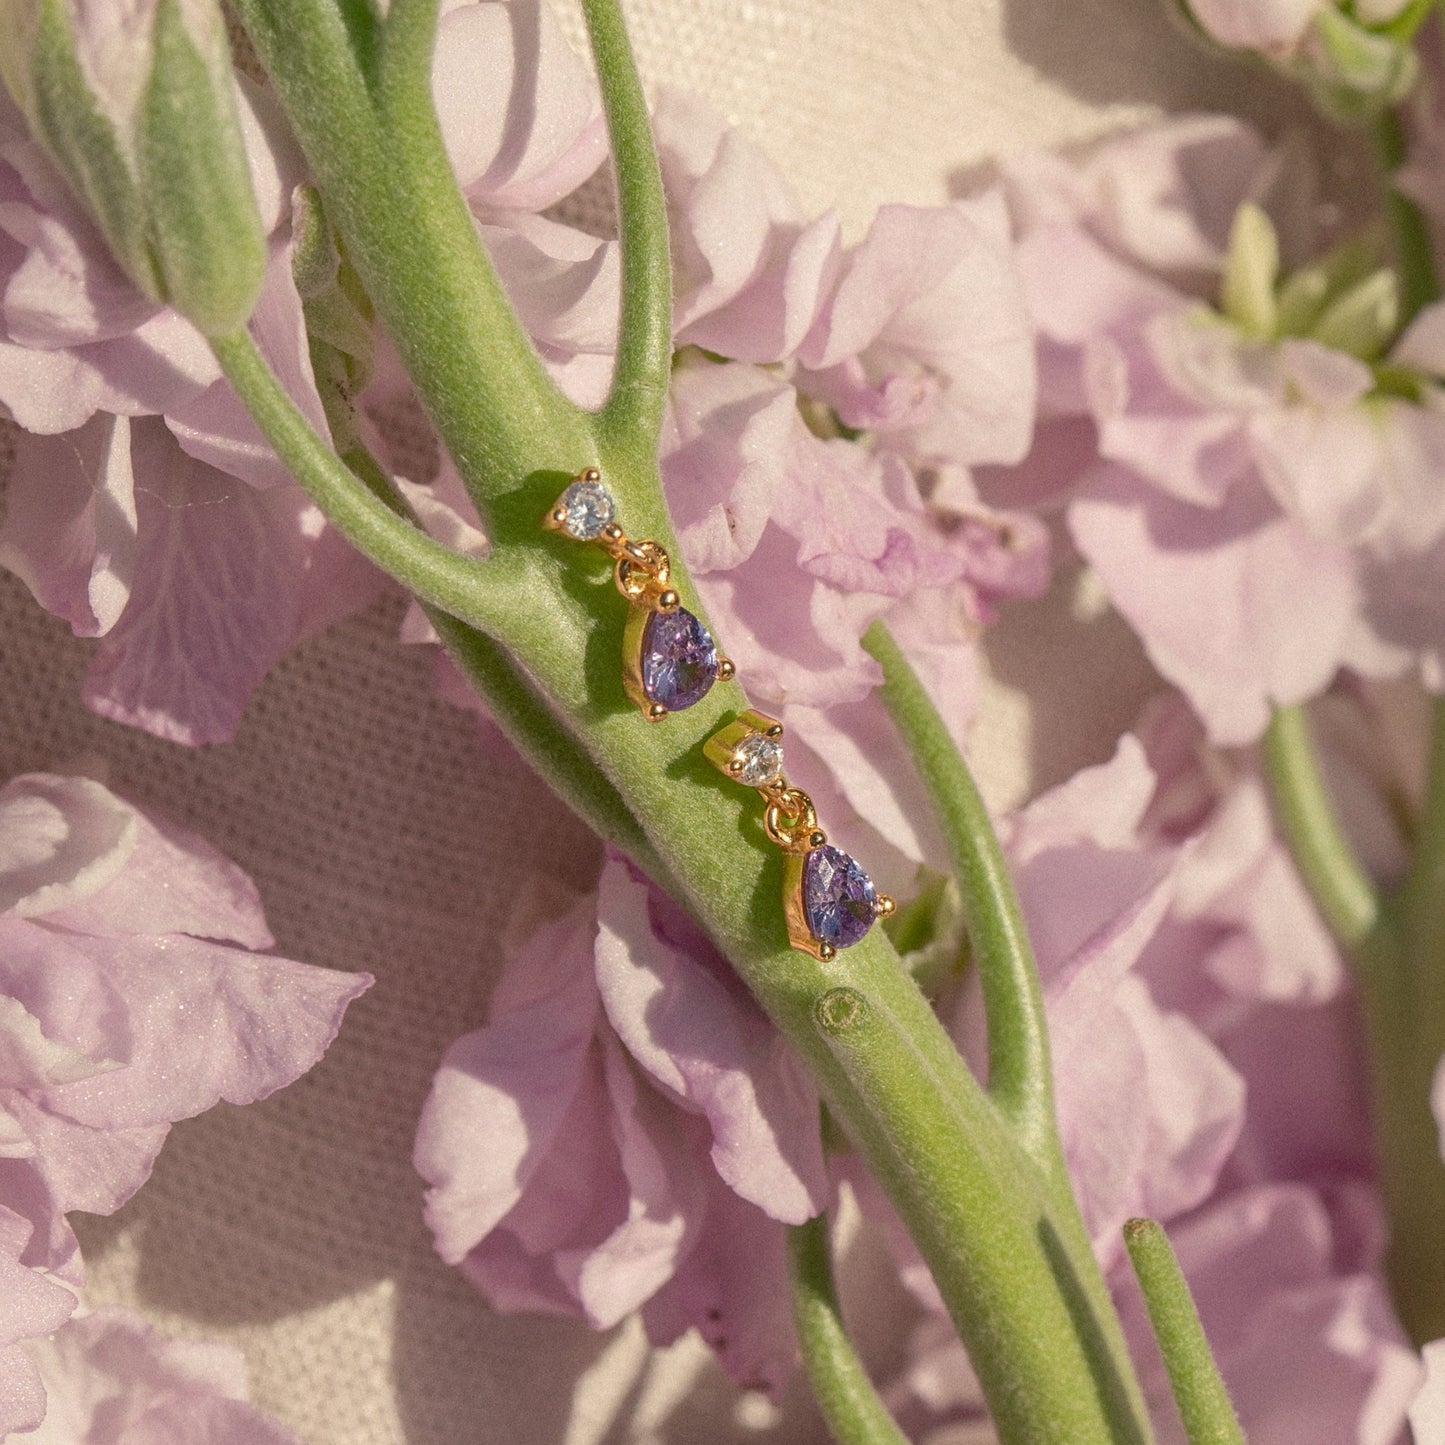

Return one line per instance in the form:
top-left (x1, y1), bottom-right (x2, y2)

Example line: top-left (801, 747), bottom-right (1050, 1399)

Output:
top-left (666, 360), bottom-right (795, 574)
top-left (0, 413), bottom-right (138, 636)
top-left (0, 776), bottom-right (135, 919)
top-left (0, 1207), bottom-right (77, 1436)
top-left (1070, 466), bottom-right (1361, 745)
top-left (25, 1307), bottom-right (304, 1445)
top-left (165, 248), bottom-right (329, 491)
top-left (415, 901), bottom-right (600, 1264)
top-left (81, 420), bottom-right (311, 746)
top-left (657, 89), bottom-right (840, 362)
top-left (594, 857), bottom-right (828, 1224)
top-left (558, 1031), bottom-right (703, 1328)
top-left (30, 927), bottom-right (368, 1131)
top-left (642, 1173), bottom-right (799, 1399)
top-left (434, 0), bottom-right (606, 212)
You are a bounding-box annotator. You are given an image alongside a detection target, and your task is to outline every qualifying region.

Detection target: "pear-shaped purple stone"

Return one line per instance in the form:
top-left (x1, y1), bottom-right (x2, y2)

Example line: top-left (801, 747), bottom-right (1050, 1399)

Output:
top-left (803, 845), bottom-right (878, 950)
top-left (640, 607), bottom-right (719, 711)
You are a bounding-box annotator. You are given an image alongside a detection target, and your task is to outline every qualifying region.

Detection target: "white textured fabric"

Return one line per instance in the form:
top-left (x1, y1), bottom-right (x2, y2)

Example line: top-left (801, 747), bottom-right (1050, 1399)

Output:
top-left (0, 3), bottom-right (1309, 1441)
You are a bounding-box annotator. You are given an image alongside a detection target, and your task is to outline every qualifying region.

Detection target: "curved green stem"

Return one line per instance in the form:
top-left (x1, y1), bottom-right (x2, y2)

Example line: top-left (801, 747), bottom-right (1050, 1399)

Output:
top-left (787, 1211), bottom-right (911, 1445)
top-left (812, 988), bottom-right (1151, 1445)
top-left (209, 328), bottom-right (529, 639)
top-left (1369, 695), bottom-right (1445, 1345)
top-left (582, 0), bottom-right (673, 453)
top-left (861, 620), bottom-right (1054, 1160)
top-left (1122, 1219), bottom-right (1243, 1445)
top-left (1262, 704), bottom-right (1379, 949)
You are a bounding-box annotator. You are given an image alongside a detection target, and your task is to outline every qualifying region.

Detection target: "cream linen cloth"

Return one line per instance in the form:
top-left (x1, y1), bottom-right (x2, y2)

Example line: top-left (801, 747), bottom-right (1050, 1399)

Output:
top-left (0, 3), bottom-right (1310, 1442)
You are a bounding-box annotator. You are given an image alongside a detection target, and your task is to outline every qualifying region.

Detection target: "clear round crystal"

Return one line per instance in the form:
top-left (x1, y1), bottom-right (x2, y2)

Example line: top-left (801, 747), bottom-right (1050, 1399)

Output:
top-left (557, 477), bottom-right (615, 540)
top-left (734, 732), bottom-right (784, 788)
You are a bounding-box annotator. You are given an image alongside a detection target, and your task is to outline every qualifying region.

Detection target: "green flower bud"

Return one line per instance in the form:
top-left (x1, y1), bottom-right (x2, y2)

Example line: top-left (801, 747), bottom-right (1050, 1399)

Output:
top-left (1220, 204), bottom-right (1281, 340)
top-left (0, 0), bottom-right (267, 335)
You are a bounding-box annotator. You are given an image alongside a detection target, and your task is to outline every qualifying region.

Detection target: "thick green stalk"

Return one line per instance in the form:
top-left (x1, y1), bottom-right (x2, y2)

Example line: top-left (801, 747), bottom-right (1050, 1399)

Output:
top-left (228, 3), bottom-right (1157, 1436)
top-left (861, 620), bottom-right (1150, 1429)
top-left (787, 1211), bottom-right (912, 1445)
top-left (338, 441), bottom-right (669, 883)
top-left (1122, 1219), bottom-right (1243, 1445)
top-left (229, 0), bottom-right (597, 527)
top-left (861, 620), bottom-right (1053, 1156)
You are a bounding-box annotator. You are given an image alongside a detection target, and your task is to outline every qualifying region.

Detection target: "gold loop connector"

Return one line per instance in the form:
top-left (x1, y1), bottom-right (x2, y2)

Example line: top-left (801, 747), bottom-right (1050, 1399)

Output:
top-left (763, 789), bottom-right (823, 854)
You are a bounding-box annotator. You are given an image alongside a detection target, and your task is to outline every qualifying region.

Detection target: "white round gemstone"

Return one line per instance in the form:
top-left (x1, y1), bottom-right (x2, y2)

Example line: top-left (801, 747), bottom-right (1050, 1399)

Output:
top-left (734, 732), bottom-right (784, 788)
top-left (557, 477), bottom-right (615, 540)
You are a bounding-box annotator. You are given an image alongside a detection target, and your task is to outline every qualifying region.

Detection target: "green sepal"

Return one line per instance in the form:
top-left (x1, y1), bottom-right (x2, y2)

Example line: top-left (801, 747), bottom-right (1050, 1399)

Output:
top-left (19, 0), bottom-right (164, 300)
top-left (137, 0), bottom-right (267, 335)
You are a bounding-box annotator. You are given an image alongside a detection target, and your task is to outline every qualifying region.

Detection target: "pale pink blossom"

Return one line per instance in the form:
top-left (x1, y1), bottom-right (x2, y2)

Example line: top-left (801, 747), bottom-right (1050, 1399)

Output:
top-left (0, 769), bottom-right (370, 1285)
top-left (434, 0), bottom-right (607, 216)
top-left (0, 408), bottom-right (382, 746)
top-left (654, 88), bottom-right (841, 364)
top-left (998, 738), bottom-right (1246, 1262)
top-left (0, 1209), bottom-right (76, 1436)
top-left (796, 192), bottom-right (1036, 471)
top-left (1185, 0), bottom-right (1325, 58)
top-left (414, 859), bottom-right (826, 1394)
top-left (22, 1307), bottom-right (303, 1444)
top-left (999, 115), bottom-right (1445, 742)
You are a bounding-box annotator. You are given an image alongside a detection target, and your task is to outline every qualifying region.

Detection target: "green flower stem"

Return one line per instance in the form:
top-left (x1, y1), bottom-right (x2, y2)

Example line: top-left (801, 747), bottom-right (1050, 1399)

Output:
top-left (582, 0), bottom-right (673, 451)
top-left (1367, 695), bottom-right (1445, 1345)
top-left (1265, 700), bottom-right (1445, 1343)
top-left (786, 1211), bottom-right (912, 1445)
top-left (1374, 105), bottom-right (1438, 327)
top-left (860, 620), bottom-right (1052, 1158)
top-left (860, 619), bottom-right (1151, 1429)
top-left (229, 3), bottom-right (1158, 1437)
top-left (377, 0), bottom-right (441, 96)
top-left (209, 327), bottom-right (534, 641)
top-left (1122, 1219), bottom-right (1244, 1445)
top-left (812, 987), bottom-right (1151, 1445)
top-left (338, 440), bottom-right (671, 884)
top-left (1262, 705), bottom-right (1379, 950)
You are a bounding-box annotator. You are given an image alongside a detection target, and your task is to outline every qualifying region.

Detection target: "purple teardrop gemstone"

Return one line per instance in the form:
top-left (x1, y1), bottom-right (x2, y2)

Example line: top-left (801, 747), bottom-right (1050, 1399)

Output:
top-left (640, 608), bottom-right (719, 711)
top-left (803, 845), bottom-right (878, 950)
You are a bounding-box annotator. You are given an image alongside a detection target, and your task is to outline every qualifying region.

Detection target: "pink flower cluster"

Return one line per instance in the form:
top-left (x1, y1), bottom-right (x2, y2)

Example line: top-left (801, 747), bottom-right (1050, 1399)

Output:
top-left (995, 113), bottom-right (1445, 744)
top-left (0, 768), bottom-right (368, 1434)
top-left (8, 0), bottom-right (1445, 1439)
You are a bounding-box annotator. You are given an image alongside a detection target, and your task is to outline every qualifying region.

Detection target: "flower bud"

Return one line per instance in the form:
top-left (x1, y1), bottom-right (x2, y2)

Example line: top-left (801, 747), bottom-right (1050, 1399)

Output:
top-left (0, 0), bottom-right (267, 335)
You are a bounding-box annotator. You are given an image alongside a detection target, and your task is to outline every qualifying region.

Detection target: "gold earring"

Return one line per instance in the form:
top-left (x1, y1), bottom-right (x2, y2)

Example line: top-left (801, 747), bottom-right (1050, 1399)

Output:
top-left (544, 468), bottom-right (733, 721)
top-left (705, 710), bottom-right (893, 960)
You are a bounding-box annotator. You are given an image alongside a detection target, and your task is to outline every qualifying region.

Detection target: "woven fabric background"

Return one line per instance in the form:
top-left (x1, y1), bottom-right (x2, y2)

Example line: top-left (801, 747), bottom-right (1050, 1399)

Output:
top-left (0, 4), bottom-right (1309, 1442)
